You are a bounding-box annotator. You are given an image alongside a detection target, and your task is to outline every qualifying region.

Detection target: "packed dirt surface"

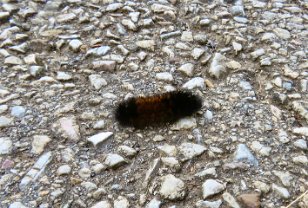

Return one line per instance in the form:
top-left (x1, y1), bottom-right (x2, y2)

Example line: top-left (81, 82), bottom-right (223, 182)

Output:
top-left (0, 0), bottom-right (307, 207)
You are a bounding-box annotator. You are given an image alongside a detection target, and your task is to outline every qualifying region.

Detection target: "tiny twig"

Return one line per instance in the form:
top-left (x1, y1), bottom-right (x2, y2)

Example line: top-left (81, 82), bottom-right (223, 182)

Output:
top-left (286, 190), bottom-right (308, 208)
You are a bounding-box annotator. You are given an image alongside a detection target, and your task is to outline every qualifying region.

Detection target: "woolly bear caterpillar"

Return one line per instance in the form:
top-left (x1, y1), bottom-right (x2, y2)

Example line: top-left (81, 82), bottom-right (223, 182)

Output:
top-left (115, 90), bottom-right (202, 128)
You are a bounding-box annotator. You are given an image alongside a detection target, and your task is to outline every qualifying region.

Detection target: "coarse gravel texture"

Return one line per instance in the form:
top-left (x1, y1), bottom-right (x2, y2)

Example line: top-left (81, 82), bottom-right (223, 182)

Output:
top-left (0, 0), bottom-right (307, 208)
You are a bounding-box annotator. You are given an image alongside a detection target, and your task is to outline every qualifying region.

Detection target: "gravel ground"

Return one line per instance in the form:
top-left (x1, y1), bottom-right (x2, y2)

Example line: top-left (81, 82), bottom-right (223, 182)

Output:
top-left (0, 0), bottom-right (307, 208)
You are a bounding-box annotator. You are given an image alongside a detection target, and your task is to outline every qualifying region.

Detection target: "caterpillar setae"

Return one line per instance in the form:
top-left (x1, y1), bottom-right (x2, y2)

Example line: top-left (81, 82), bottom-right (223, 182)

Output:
top-left (114, 90), bottom-right (202, 128)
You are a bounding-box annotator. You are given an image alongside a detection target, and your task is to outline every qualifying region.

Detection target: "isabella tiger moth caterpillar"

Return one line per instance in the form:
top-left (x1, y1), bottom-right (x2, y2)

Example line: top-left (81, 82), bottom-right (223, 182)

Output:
top-left (115, 90), bottom-right (202, 128)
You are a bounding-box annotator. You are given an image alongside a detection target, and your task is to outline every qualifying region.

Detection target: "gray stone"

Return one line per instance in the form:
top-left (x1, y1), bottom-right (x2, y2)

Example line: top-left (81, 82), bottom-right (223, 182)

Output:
top-left (90, 201), bottom-right (112, 208)
top-left (153, 135), bottom-right (165, 142)
top-left (294, 139), bottom-right (307, 150)
top-left (182, 77), bottom-right (205, 89)
top-left (274, 28), bottom-right (291, 39)
top-left (273, 170), bottom-right (293, 187)
top-left (56, 165), bottom-right (72, 176)
top-left (230, 6), bottom-right (245, 16)
top-left (181, 31), bottom-right (193, 42)
top-left (117, 144), bottom-right (137, 157)
top-left (232, 41), bottom-right (242, 52)
top-left (29, 66), bottom-right (44, 77)
top-left (272, 184), bottom-right (290, 199)
top-left (252, 0), bottom-right (266, 8)
top-left (209, 53), bottom-right (226, 79)
top-left (222, 192), bottom-right (241, 208)
top-left (0, 105), bottom-right (8, 114)
top-left (292, 102), bottom-right (308, 123)
top-left (114, 196), bottom-right (129, 208)
top-left (81, 181), bottom-right (98, 192)
top-left (292, 155), bottom-right (308, 165)
top-left (159, 174), bottom-right (186, 200)
top-left (178, 63), bottom-right (194, 77)
top-left (106, 3), bottom-right (123, 12)
top-left (92, 163), bottom-right (105, 174)
top-left (204, 110), bottom-right (213, 123)
top-left (151, 4), bottom-right (175, 13)
top-left (293, 127), bottom-right (308, 136)
top-left (11, 106), bottom-right (26, 118)
top-left (50, 188), bottom-right (65, 200)
top-left (200, 19), bottom-right (211, 26)
top-left (251, 141), bottom-right (271, 156)
top-left (93, 120), bottom-right (105, 129)
top-left (192, 48), bottom-right (205, 60)
top-left (9, 202), bottom-right (28, 208)
top-left (196, 199), bottom-right (222, 208)
top-left (92, 60), bottom-right (116, 71)
top-left (0, 116), bottom-right (13, 128)
top-left (24, 54), bottom-right (37, 65)
top-left (156, 72), bottom-right (173, 82)
top-left (0, 12), bottom-right (10, 20)
top-left (234, 16), bottom-right (248, 23)
top-left (32, 135), bottom-right (51, 154)
top-left (162, 46), bottom-right (175, 59)
top-left (0, 137), bottom-right (12, 155)
top-left (278, 130), bottom-right (289, 143)
top-left (0, 89), bottom-right (10, 97)
top-left (234, 144), bottom-right (258, 166)
top-left (122, 19), bottom-right (137, 31)
top-left (0, 49), bottom-right (9, 57)
top-left (178, 142), bottom-right (206, 161)
top-left (273, 77), bottom-right (282, 87)
top-left (61, 148), bottom-right (74, 163)
top-left (129, 12), bottom-right (140, 23)
top-left (69, 39), bottom-right (83, 52)
top-left (87, 132), bottom-right (113, 147)
top-left (253, 181), bottom-right (270, 194)
top-left (175, 42), bottom-right (191, 50)
top-left (157, 144), bottom-right (177, 157)
top-left (89, 74), bottom-right (107, 90)
top-left (284, 66), bottom-right (299, 79)
top-left (146, 198), bottom-right (161, 208)
top-left (194, 33), bottom-right (208, 44)
top-left (56, 13), bottom-right (76, 23)
top-left (87, 46), bottom-right (111, 56)
top-left (202, 179), bottom-right (225, 199)
top-left (239, 80), bottom-right (252, 90)
top-left (261, 33), bottom-right (276, 42)
top-left (92, 188), bottom-right (107, 200)
top-left (195, 167), bottom-right (217, 178)
top-left (251, 49), bottom-right (265, 59)
top-left (10, 42), bottom-right (28, 54)
top-left (260, 57), bottom-right (272, 66)
top-left (57, 117), bottom-right (80, 141)
top-left (56, 72), bottom-right (72, 81)
top-left (4, 56), bottom-right (23, 65)
top-left (171, 118), bottom-right (197, 130)
top-left (104, 153), bottom-right (125, 168)
top-left (226, 60), bottom-right (241, 70)
top-left (102, 93), bottom-right (117, 100)
top-left (78, 167), bottom-right (91, 179)
top-left (117, 45), bottom-right (129, 56)
top-left (137, 51), bottom-right (147, 61)
top-left (136, 40), bottom-right (155, 51)
top-left (161, 157), bottom-right (180, 170)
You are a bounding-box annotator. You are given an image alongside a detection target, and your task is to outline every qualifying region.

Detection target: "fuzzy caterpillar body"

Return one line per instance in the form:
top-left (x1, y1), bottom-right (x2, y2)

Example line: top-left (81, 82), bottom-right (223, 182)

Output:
top-left (115, 90), bottom-right (202, 128)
